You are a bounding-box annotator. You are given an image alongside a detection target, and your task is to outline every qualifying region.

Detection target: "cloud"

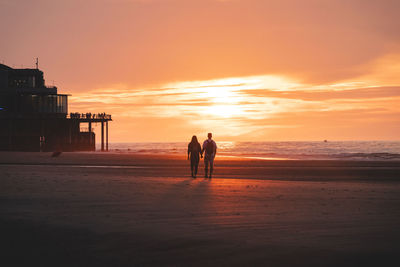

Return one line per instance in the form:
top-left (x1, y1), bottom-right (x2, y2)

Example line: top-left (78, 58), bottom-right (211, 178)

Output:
top-left (68, 73), bottom-right (400, 141)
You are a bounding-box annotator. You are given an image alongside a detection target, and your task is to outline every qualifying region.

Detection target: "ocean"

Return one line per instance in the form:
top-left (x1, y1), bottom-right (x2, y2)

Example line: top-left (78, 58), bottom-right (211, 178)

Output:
top-left (98, 141), bottom-right (400, 160)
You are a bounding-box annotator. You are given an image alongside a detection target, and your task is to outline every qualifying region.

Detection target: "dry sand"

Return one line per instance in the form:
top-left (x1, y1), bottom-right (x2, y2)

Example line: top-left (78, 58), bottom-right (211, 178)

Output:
top-left (1, 152), bottom-right (400, 266)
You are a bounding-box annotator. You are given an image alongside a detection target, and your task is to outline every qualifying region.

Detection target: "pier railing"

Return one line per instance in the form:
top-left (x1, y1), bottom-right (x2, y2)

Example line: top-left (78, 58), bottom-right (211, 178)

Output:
top-left (68, 113), bottom-right (112, 120)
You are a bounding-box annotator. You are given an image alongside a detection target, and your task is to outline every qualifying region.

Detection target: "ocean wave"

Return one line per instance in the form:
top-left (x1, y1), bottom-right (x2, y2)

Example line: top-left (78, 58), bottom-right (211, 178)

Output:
top-left (101, 141), bottom-right (400, 160)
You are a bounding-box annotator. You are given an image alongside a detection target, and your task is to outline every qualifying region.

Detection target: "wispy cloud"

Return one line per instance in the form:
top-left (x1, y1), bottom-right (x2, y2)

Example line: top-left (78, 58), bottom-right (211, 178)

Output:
top-left (69, 74), bottom-right (400, 141)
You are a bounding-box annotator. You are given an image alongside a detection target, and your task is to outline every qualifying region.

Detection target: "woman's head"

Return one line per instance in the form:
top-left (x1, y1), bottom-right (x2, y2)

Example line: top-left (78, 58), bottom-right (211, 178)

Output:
top-left (191, 135), bottom-right (198, 143)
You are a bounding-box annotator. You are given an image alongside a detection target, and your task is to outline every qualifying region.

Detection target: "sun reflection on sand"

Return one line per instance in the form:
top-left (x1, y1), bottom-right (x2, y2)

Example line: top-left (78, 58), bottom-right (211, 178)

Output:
top-left (188, 178), bottom-right (272, 228)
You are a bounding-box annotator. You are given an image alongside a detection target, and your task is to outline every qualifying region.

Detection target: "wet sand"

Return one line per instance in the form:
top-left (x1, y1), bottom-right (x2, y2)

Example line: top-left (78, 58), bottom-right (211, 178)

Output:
top-left (1, 152), bottom-right (400, 266)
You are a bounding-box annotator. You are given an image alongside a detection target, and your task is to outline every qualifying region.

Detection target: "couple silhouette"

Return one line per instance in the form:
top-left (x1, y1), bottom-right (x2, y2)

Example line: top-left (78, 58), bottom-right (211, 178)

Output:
top-left (187, 133), bottom-right (217, 178)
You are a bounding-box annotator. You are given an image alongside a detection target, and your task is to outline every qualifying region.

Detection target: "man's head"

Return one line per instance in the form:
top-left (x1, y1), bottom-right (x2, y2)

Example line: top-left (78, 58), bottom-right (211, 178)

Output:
top-left (208, 133), bottom-right (212, 139)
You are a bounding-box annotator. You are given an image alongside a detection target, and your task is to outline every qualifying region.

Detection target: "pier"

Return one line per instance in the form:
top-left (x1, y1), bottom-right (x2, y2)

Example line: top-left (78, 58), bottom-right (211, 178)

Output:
top-left (68, 113), bottom-right (112, 151)
top-left (0, 62), bottom-right (112, 152)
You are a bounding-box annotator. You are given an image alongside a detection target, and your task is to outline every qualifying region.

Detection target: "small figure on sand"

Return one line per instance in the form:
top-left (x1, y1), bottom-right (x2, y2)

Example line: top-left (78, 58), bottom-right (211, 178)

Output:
top-left (187, 135), bottom-right (202, 178)
top-left (202, 133), bottom-right (217, 178)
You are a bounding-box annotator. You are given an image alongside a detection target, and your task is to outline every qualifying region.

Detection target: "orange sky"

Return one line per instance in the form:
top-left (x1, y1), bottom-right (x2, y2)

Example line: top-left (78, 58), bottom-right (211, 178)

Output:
top-left (1, 0), bottom-right (400, 142)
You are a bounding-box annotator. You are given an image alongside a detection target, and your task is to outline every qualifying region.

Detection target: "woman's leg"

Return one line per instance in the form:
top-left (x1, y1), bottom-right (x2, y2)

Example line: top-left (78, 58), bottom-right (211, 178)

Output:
top-left (190, 157), bottom-right (194, 177)
top-left (194, 158), bottom-right (199, 176)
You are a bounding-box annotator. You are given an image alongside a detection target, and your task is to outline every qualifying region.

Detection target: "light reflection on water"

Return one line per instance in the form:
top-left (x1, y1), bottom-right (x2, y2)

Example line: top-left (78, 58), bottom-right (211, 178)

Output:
top-left (99, 141), bottom-right (400, 160)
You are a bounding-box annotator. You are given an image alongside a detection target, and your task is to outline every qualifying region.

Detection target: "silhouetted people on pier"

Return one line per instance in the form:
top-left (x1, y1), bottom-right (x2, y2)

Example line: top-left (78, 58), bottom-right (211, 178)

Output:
top-left (69, 112), bottom-right (110, 120)
top-left (70, 112), bottom-right (80, 118)
top-left (202, 133), bottom-right (217, 178)
top-left (188, 135), bottom-right (202, 178)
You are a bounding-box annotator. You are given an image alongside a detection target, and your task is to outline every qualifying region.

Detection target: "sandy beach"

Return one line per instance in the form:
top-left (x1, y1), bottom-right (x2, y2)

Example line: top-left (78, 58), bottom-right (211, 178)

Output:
top-left (1, 152), bottom-right (400, 266)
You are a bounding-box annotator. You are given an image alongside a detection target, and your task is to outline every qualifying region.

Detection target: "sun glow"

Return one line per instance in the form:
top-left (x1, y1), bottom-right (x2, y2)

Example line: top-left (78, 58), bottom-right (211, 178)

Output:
top-left (162, 75), bottom-right (299, 118)
top-left (165, 75), bottom-right (299, 94)
top-left (68, 72), bottom-right (400, 141)
top-left (203, 104), bottom-right (246, 118)
top-left (201, 86), bottom-right (239, 103)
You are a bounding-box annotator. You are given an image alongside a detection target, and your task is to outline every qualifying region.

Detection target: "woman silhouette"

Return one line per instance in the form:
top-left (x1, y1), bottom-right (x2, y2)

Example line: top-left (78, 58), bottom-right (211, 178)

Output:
top-left (187, 135), bottom-right (202, 178)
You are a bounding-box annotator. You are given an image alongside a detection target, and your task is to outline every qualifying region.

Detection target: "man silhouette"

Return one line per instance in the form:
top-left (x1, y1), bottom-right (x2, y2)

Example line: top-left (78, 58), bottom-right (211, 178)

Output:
top-left (202, 133), bottom-right (217, 178)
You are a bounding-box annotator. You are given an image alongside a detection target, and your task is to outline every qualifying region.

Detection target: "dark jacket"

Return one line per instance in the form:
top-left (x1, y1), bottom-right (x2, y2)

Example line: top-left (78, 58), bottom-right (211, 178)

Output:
top-left (188, 142), bottom-right (202, 160)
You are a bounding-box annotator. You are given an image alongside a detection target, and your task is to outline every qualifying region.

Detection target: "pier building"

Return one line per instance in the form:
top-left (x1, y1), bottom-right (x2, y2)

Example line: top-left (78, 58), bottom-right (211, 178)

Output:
top-left (0, 62), bottom-right (111, 151)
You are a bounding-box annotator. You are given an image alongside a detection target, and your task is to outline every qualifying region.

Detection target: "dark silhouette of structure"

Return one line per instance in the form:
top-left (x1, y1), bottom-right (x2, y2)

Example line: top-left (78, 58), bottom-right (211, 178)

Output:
top-left (0, 62), bottom-right (111, 152)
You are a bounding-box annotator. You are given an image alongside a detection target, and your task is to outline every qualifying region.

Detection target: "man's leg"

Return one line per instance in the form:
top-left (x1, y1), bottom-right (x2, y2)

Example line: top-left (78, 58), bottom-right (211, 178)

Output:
top-left (204, 157), bottom-right (209, 178)
top-left (209, 157), bottom-right (214, 178)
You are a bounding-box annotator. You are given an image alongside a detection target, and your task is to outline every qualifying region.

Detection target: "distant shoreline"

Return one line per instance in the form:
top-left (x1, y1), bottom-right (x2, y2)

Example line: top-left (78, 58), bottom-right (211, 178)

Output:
top-left (94, 140), bottom-right (400, 161)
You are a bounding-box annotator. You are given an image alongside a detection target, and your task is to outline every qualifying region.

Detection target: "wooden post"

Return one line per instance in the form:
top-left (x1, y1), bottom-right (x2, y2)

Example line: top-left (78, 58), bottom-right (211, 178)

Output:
top-left (88, 121), bottom-right (92, 146)
top-left (101, 121), bottom-right (104, 151)
top-left (106, 121), bottom-right (109, 151)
